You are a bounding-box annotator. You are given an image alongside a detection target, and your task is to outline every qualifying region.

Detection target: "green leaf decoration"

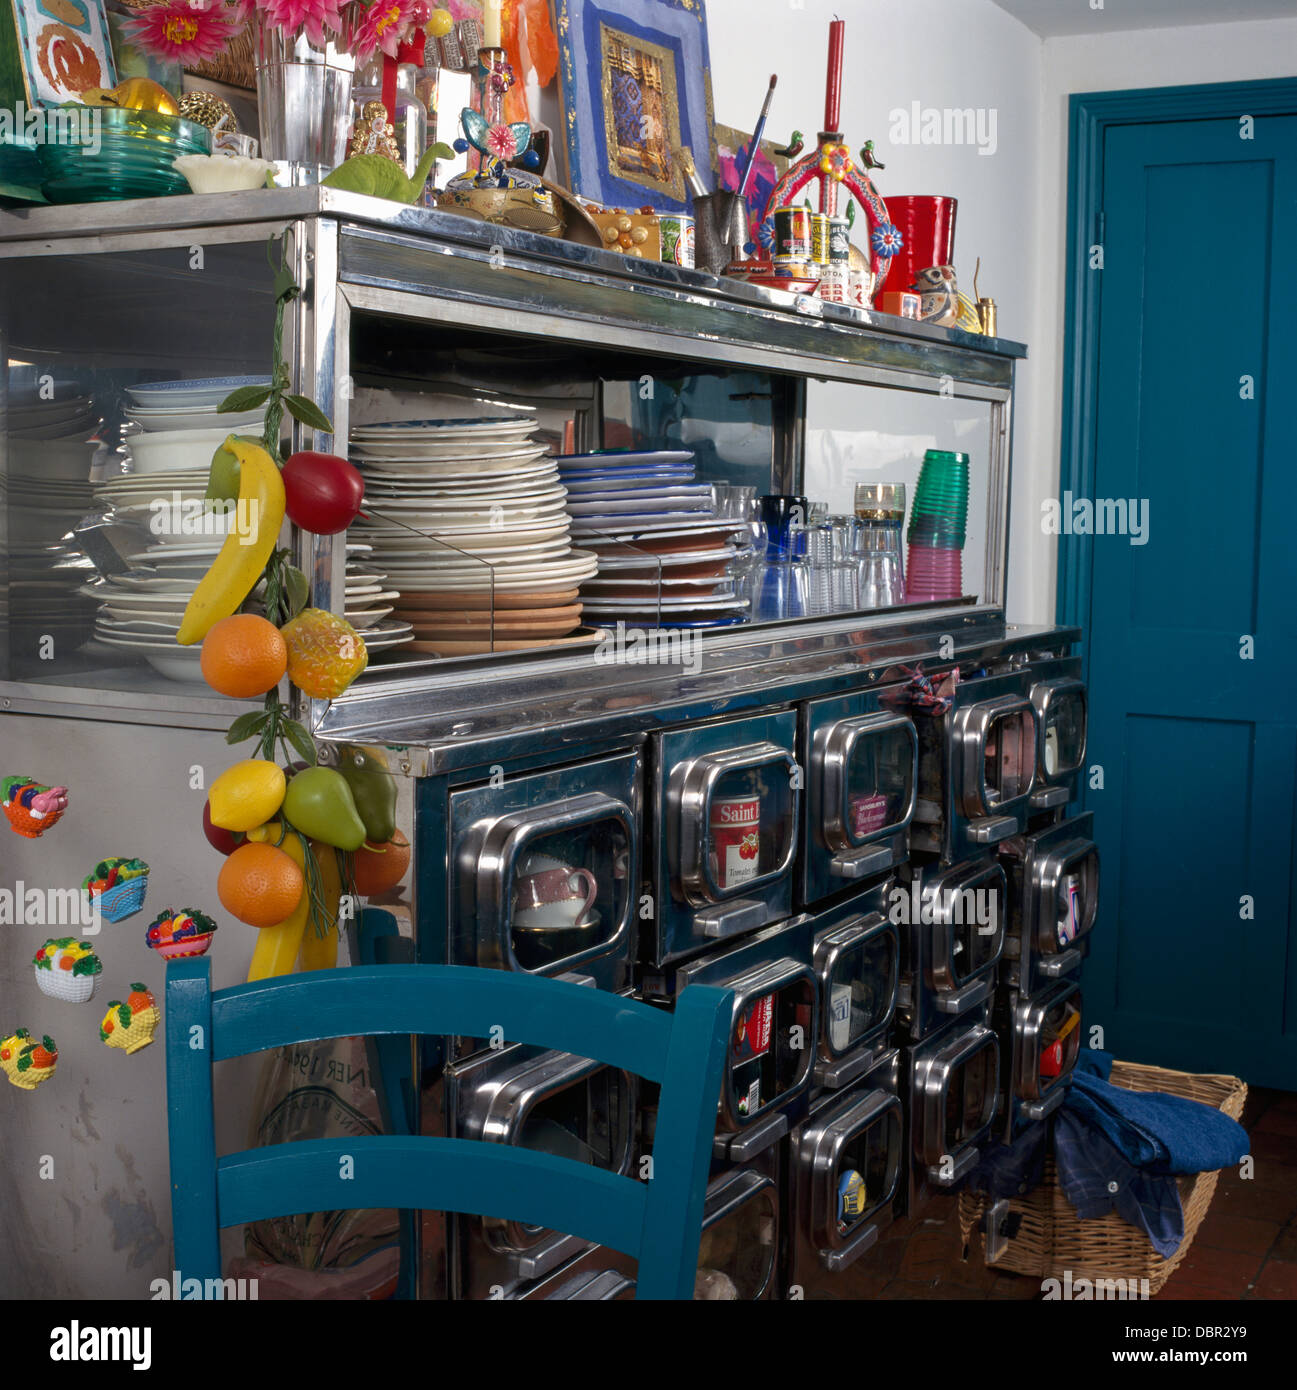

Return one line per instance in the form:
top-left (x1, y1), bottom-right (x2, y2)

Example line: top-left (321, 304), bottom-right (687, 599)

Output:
top-left (226, 710), bottom-right (272, 745)
top-left (130, 983), bottom-right (146, 992)
top-left (17, 1053), bottom-right (30, 1071)
top-left (284, 566), bottom-right (311, 620)
top-left (119, 1004), bottom-right (132, 1028)
top-left (42, 1036), bottom-right (54, 1052)
top-left (218, 385), bottom-right (273, 413)
top-left (282, 717), bottom-right (318, 767)
top-left (35, 956), bottom-right (51, 970)
top-left (282, 394), bottom-right (334, 434)
top-left (72, 954), bottom-right (103, 977)
top-left (99, 1027), bottom-right (109, 1042)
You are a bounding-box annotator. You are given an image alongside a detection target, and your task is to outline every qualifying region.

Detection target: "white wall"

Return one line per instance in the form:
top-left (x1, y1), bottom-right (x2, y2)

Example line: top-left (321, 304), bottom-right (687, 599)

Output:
top-left (705, 0), bottom-right (1047, 620)
top-left (1021, 16), bottom-right (1297, 624)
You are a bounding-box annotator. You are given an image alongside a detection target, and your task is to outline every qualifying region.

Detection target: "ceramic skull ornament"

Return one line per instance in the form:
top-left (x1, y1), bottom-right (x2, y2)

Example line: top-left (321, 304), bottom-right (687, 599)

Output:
top-left (912, 265), bottom-right (960, 327)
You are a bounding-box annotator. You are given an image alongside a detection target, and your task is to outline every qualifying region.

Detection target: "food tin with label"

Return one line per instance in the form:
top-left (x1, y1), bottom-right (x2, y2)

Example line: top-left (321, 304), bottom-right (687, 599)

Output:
top-left (772, 255), bottom-right (811, 281)
top-left (848, 267), bottom-right (869, 307)
top-left (773, 205), bottom-right (813, 259)
top-left (828, 217), bottom-right (851, 262)
top-left (810, 212), bottom-right (831, 266)
top-left (659, 213), bottom-right (695, 268)
top-left (818, 261), bottom-right (850, 304)
top-left (710, 793), bottom-right (761, 888)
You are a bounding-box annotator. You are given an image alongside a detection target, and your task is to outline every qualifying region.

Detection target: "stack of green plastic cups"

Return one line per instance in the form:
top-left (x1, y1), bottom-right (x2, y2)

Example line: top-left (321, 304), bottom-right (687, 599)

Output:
top-left (907, 450), bottom-right (969, 601)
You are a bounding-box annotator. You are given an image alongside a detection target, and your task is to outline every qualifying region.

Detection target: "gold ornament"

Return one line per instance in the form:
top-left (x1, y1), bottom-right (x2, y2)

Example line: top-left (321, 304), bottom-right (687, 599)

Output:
top-left (348, 101), bottom-right (402, 164)
top-left (178, 92), bottom-right (239, 133)
top-left (80, 77), bottom-right (180, 115)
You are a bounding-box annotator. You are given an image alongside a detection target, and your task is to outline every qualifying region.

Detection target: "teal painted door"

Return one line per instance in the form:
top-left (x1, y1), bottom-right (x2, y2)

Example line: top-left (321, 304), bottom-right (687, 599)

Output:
top-left (1083, 113), bottom-right (1297, 1089)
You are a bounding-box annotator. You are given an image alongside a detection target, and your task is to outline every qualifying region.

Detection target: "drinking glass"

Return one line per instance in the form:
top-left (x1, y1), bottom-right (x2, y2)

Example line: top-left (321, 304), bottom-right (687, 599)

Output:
top-left (853, 481), bottom-right (907, 524)
top-left (859, 551), bottom-right (904, 609)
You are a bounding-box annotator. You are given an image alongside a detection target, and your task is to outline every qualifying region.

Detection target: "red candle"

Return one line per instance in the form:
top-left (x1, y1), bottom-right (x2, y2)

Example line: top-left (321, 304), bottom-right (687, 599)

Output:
top-left (824, 19), bottom-right (844, 133)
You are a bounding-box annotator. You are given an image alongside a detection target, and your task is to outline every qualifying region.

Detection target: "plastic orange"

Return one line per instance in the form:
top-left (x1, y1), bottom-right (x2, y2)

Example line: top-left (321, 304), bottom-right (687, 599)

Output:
top-left (217, 841), bottom-right (305, 928)
top-left (351, 830), bottom-right (411, 896)
top-left (200, 614), bottom-right (288, 698)
top-left (281, 607), bottom-right (368, 699)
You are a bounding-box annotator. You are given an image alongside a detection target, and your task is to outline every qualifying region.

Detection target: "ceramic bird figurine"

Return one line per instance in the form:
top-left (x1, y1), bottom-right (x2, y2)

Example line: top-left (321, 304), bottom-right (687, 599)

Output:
top-left (0, 1029), bottom-right (58, 1091)
top-left (912, 264), bottom-right (960, 327)
top-left (773, 130), bottom-right (804, 160)
top-left (858, 139), bottom-right (885, 171)
top-left (2, 775), bottom-right (68, 838)
top-left (321, 142), bottom-right (455, 203)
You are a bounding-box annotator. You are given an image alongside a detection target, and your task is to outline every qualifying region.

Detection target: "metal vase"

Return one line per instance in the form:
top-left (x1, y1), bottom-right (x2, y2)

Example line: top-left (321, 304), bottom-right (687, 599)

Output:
top-left (255, 24), bottom-right (356, 186)
top-left (693, 190), bottom-right (752, 275)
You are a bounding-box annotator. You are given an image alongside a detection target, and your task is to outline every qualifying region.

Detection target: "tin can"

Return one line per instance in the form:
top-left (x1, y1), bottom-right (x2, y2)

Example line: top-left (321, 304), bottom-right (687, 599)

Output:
top-left (849, 267), bottom-right (868, 307)
top-left (710, 793), bottom-right (761, 888)
top-left (818, 261), bottom-right (850, 304)
top-left (810, 212), bottom-right (831, 266)
top-left (1056, 874), bottom-right (1081, 946)
top-left (732, 994), bottom-right (773, 1062)
top-left (848, 792), bottom-right (889, 839)
top-left (658, 214), bottom-right (695, 268)
top-left (772, 255), bottom-right (810, 281)
top-left (773, 205), bottom-right (812, 259)
top-left (828, 217), bottom-right (851, 262)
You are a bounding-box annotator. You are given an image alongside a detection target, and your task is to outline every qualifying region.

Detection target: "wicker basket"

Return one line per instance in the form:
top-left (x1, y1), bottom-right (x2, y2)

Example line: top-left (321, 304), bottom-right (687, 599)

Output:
top-left (959, 1060), bottom-right (1247, 1295)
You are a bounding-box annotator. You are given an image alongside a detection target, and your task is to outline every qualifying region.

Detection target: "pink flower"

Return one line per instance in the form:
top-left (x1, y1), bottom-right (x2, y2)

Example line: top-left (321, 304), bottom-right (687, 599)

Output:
top-left (484, 123), bottom-right (517, 159)
top-left (351, 0), bottom-right (416, 62)
top-left (257, 0), bottom-right (345, 46)
top-left (122, 0), bottom-right (239, 65)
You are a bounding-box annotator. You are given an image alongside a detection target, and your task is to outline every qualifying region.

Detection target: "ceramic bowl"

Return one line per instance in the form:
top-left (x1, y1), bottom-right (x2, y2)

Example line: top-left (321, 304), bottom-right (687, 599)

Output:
top-left (173, 153), bottom-right (275, 195)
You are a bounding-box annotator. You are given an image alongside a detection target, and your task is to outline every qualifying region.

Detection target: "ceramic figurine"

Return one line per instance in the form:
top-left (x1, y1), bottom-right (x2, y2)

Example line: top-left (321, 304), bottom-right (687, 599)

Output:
top-left (773, 130), bottom-right (804, 160)
top-left (34, 938), bottom-right (103, 1003)
top-left (0, 1030), bottom-right (57, 1090)
top-left (100, 986), bottom-right (160, 1055)
top-left (2, 775), bottom-right (68, 838)
top-left (858, 139), bottom-right (885, 171)
top-left (145, 908), bottom-right (218, 960)
top-left (321, 143), bottom-right (452, 203)
top-left (912, 264), bottom-right (960, 327)
top-left (82, 857), bottom-right (150, 923)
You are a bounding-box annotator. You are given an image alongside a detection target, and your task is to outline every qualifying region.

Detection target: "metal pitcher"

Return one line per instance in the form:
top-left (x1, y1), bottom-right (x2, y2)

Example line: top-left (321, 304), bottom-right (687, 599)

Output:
top-left (693, 191), bottom-right (752, 275)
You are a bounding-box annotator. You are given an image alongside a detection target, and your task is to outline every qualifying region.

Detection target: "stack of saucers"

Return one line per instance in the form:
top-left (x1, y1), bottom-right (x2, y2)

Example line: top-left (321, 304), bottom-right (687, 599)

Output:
top-left (349, 409), bottom-right (600, 656)
top-left (560, 450), bottom-right (749, 628)
top-left (122, 374), bottom-right (269, 475)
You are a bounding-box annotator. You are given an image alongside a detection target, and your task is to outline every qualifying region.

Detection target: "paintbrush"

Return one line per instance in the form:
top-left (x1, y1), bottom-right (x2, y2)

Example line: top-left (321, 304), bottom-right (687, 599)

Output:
top-left (736, 74), bottom-right (778, 197)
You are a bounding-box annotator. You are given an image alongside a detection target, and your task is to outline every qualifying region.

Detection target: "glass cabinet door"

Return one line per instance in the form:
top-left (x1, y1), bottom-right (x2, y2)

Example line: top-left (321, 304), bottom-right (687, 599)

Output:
top-left (696, 1171), bottom-right (778, 1300)
top-left (981, 704), bottom-right (1037, 812)
top-left (818, 915), bottom-right (898, 1059)
top-left (943, 1039), bottom-right (999, 1150)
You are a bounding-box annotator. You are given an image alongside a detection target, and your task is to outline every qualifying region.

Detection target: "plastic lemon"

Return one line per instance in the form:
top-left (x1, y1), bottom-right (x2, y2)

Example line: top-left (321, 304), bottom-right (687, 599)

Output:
top-left (208, 759), bottom-right (287, 833)
top-left (428, 8), bottom-right (454, 38)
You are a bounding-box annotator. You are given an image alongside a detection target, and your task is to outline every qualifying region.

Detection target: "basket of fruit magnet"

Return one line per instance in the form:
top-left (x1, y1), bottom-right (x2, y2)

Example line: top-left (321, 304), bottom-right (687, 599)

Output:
top-left (145, 908), bottom-right (217, 960)
top-left (100, 985), bottom-right (160, 1055)
top-left (2, 774), bottom-right (68, 838)
top-left (33, 938), bottom-right (102, 1003)
top-left (0, 1030), bottom-right (57, 1090)
top-left (83, 857), bottom-right (150, 923)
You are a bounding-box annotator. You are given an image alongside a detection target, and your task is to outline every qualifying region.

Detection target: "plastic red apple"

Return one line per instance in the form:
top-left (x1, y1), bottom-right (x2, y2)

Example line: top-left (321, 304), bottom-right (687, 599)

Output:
top-left (282, 451), bottom-right (365, 535)
top-left (202, 799), bottom-right (244, 855)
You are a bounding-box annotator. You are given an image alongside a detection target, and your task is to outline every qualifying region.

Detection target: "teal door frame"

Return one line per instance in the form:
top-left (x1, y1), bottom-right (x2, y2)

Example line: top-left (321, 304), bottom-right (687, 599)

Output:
top-left (1056, 75), bottom-right (1297, 644)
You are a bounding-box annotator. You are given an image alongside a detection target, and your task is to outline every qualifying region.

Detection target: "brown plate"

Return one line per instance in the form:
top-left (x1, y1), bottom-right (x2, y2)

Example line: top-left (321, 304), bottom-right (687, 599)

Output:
top-left (405, 626), bottom-right (607, 658)
top-left (394, 587), bottom-right (582, 611)
top-left (408, 609), bottom-right (583, 639)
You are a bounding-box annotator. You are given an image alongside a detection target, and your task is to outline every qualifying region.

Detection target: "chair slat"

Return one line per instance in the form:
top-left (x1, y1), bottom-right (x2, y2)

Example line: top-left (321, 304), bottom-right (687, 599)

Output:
top-left (204, 963), bottom-right (673, 1081)
top-left (216, 1136), bottom-right (647, 1257)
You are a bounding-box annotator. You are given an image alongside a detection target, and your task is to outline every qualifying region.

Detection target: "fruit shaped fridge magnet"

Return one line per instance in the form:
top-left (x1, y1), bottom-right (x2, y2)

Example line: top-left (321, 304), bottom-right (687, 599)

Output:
top-left (145, 908), bottom-right (218, 960)
top-left (0, 1030), bottom-right (58, 1091)
top-left (756, 19), bottom-right (902, 304)
top-left (100, 985), bottom-right (160, 1056)
top-left (2, 775), bottom-right (68, 838)
top-left (82, 857), bottom-right (151, 923)
top-left (34, 939), bottom-right (103, 1004)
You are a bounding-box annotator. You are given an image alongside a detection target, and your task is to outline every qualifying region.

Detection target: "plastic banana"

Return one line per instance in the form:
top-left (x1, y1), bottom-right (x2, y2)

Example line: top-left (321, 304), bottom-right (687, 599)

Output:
top-left (246, 826), bottom-right (310, 982)
top-left (176, 437), bottom-right (285, 646)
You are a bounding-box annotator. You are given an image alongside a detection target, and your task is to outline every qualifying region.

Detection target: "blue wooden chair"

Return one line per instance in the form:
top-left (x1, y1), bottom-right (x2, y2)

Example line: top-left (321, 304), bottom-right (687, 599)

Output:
top-left (165, 957), bottom-right (733, 1300)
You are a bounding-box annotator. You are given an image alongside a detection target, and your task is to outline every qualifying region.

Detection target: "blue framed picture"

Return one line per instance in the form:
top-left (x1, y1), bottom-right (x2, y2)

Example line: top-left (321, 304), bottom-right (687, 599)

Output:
top-left (554, 0), bottom-right (714, 213)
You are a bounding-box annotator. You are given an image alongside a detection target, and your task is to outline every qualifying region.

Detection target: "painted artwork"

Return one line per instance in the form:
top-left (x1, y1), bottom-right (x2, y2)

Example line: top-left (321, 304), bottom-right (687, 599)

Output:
top-left (714, 121), bottom-right (788, 238)
top-left (556, 0), bottom-right (714, 213)
top-left (12, 0), bottom-right (116, 105)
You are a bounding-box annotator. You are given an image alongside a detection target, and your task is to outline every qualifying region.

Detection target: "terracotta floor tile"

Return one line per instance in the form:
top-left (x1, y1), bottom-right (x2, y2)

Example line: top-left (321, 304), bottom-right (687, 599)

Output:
top-left (1156, 1277), bottom-right (1244, 1301)
top-left (1241, 1133), bottom-right (1297, 1168)
top-left (1247, 1260), bottom-right (1297, 1299)
top-left (1158, 1246), bottom-right (1263, 1296)
top-left (1210, 1180), bottom-right (1297, 1224)
top-left (1269, 1222), bottom-right (1297, 1263)
top-left (988, 1273), bottom-right (1043, 1299)
top-left (1253, 1109), bottom-right (1297, 1139)
top-left (1195, 1212), bottom-right (1281, 1257)
top-left (878, 1279), bottom-right (944, 1299)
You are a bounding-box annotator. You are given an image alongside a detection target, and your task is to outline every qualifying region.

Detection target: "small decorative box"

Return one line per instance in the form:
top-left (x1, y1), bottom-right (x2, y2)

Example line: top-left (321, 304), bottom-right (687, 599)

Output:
top-left (587, 207), bottom-right (695, 268)
top-left (33, 939), bottom-right (102, 1003)
top-left (875, 290), bottom-right (921, 319)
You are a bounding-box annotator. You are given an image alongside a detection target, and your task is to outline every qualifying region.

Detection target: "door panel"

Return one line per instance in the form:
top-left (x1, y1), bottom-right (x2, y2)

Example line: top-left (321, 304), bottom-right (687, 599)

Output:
top-left (1082, 112), bottom-right (1297, 1088)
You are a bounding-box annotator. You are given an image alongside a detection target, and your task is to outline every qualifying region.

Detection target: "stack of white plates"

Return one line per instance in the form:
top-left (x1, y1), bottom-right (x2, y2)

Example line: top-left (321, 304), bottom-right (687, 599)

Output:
top-left (557, 451), bottom-right (749, 628)
top-left (350, 410), bottom-right (601, 656)
top-left (121, 374), bottom-right (269, 475)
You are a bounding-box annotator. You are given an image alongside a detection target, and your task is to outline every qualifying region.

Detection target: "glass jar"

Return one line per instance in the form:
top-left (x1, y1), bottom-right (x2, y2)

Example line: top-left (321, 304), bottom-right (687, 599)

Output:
top-left (351, 54), bottom-right (429, 185)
